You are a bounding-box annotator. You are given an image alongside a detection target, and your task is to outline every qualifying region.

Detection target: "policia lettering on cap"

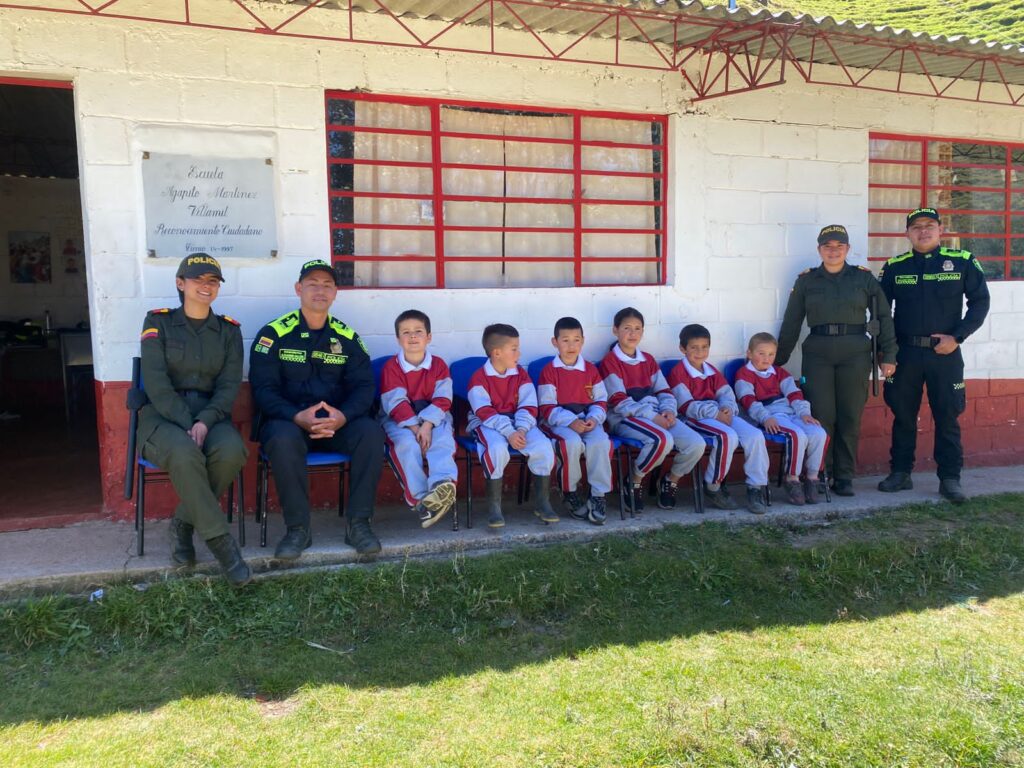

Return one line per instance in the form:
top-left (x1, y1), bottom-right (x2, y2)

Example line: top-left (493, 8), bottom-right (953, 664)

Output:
top-left (876, 208), bottom-right (990, 503)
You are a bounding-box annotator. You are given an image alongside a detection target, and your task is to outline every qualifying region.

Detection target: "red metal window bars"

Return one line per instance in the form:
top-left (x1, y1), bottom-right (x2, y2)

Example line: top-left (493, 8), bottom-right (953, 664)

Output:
top-left (869, 132), bottom-right (1024, 281)
top-left (326, 91), bottom-right (667, 289)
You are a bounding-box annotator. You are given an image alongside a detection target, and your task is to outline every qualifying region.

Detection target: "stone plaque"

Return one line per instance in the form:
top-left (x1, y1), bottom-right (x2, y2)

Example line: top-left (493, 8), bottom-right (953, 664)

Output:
top-left (142, 153), bottom-right (277, 259)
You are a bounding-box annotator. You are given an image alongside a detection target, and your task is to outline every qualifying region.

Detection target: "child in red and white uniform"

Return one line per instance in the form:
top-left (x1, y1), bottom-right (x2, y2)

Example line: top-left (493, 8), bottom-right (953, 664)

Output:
top-left (733, 332), bottom-right (828, 503)
top-left (467, 323), bottom-right (557, 529)
top-left (599, 307), bottom-right (705, 513)
top-left (379, 310), bottom-right (457, 528)
top-left (667, 324), bottom-right (771, 514)
top-left (537, 316), bottom-right (612, 526)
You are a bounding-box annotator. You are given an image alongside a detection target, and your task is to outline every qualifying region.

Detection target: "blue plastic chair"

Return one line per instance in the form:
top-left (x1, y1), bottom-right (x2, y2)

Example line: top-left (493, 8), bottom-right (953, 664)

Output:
top-left (123, 357), bottom-right (244, 557)
top-left (449, 356), bottom-right (533, 528)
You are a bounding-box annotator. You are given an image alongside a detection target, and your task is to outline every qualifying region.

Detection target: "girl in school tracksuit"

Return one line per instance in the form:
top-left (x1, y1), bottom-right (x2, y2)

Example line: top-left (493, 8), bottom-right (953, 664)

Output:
top-left (598, 307), bottom-right (705, 513)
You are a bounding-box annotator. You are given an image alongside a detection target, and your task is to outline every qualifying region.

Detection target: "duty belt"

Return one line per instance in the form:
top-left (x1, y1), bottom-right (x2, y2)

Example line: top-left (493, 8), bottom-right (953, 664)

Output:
top-left (809, 323), bottom-right (867, 336)
top-left (899, 335), bottom-right (938, 349)
top-left (177, 389), bottom-right (212, 397)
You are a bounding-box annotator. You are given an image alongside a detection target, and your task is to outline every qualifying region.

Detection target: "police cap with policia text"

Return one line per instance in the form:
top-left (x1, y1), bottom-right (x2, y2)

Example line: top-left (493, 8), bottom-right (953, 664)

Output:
top-left (298, 258), bottom-right (340, 286)
top-left (906, 207), bottom-right (940, 227)
top-left (817, 224), bottom-right (849, 246)
top-left (176, 253), bottom-right (224, 281)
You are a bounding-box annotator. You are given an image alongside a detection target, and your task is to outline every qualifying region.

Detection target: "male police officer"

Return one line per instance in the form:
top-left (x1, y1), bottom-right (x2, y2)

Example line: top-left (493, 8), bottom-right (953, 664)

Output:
top-left (877, 208), bottom-right (990, 503)
top-left (249, 259), bottom-right (385, 559)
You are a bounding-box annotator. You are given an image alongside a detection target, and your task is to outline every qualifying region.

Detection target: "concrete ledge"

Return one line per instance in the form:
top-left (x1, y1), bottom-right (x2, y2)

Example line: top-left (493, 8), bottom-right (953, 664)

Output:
top-left (2, 466), bottom-right (1022, 601)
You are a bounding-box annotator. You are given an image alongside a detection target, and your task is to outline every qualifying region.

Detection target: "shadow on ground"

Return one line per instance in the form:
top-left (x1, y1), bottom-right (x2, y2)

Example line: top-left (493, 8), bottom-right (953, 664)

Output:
top-left (1, 493), bottom-right (1022, 725)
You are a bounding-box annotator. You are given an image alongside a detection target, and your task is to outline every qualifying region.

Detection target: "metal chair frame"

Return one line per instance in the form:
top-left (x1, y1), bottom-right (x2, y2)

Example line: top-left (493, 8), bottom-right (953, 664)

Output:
top-left (255, 450), bottom-right (350, 547)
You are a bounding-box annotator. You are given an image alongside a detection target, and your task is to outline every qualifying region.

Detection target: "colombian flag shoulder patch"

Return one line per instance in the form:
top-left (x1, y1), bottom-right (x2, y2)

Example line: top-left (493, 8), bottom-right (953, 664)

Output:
top-left (141, 327), bottom-right (159, 340)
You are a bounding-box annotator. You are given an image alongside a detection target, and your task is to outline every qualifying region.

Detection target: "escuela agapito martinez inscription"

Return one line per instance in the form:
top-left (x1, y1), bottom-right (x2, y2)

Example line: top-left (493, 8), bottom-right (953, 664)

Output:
top-left (142, 152), bottom-right (279, 259)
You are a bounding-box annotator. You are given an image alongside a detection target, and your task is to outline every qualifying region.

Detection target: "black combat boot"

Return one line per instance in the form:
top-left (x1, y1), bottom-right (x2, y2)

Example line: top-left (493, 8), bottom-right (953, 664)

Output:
top-left (168, 517), bottom-right (196, 567)
top-left (878, 471), bottom-right (913, 492)
top-left (485, 478), bottom-right (505, 528)
top-left (274, 526), bottom-right (312, 560)
top-left (345, 518), bottom-right (382, 557)
top-left (205, 534), bottom-right (252, 587)
top-left (533, 474), bottom-right (559, 523)
top-left (939, 478), bottom-right (967, 505)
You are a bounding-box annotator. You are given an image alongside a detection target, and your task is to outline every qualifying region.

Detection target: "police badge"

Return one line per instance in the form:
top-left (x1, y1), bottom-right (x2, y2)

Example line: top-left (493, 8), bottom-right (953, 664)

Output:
top-left (942, 259), bottom-right (954, 272)
top-left (330, 339), bottom-right (342, 354)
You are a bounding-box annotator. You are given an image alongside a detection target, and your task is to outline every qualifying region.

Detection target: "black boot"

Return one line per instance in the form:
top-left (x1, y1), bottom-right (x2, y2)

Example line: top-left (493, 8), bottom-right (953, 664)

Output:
top-left (205, 534), bottom-right (252, 587)
top-left (533, 474), bottom-right (559, 523)
top-left (168, 517), bottom-right (196, 566)
top-left (274, 526), bottom-right (312, 560)
top-left (345, 518), bottom-right (382, 557)
top-left (485, 478), bottom-right (505, 528)
top-left (939, 478), bottom-right (967, 505)
top-left (878, 471), bottom-right (913, 492)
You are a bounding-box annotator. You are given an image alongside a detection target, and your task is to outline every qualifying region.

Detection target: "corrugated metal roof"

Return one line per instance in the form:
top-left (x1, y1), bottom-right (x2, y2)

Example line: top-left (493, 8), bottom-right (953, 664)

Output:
top-left (330, 0), bottom-right (1024, 85)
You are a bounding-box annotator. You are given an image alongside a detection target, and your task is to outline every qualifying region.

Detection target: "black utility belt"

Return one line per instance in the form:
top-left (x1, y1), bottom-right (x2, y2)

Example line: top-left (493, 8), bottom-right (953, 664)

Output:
top-left (899, 335), bottom-right (938, 349)
top-left (809, 323), bottom-right (867, 336)
top-left (177, 389), bottom-right (212, 397)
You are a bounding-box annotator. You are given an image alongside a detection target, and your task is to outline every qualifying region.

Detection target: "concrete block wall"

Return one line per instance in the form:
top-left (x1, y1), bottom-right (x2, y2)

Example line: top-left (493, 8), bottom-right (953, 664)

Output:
top-left (1, 6), bottom-right (1022, 518)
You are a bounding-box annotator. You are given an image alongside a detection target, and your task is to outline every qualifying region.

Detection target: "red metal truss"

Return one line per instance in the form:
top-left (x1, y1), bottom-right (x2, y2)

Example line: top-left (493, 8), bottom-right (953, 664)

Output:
top-left (3, 0), bottom-right (1024, 107)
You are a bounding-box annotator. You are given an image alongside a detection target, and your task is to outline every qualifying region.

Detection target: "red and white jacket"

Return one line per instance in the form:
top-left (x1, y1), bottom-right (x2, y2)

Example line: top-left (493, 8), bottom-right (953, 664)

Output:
top-left (598, 344), bottom-right (675, 427)
top-left (667, 358), bottom-right (738, 420)
top-left (537, 356), bottom-right (608, 428)
top-left (467, 360), bottom-right (538, 437)
top-left (733, 362), bottom-right (811, 424)
top-left (379, 351), bottom-right (453, 428)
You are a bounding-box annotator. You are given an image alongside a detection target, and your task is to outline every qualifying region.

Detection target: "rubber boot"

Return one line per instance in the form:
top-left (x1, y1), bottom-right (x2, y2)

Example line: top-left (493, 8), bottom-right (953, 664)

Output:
top-left (533, 474), bottom-right (560, 523)
top-left (205, 534), bottom-right (252, 587)
top-left (485, 478), bottom-right (505, 528)
top-left (168, 517), bottom-right (196, 567)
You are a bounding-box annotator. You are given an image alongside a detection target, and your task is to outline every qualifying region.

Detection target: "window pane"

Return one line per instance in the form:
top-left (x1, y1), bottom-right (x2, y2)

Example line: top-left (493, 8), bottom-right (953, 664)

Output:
top-left (350, 133), bottom-right (431, 163)
top-left (348, 101), bottom-right (430, 131)
top-left (582, 146), bottom-right (657, 173)
top-left (582, 233), bottom-right (657, 259)
top-left (869, 188), bottom-right (920, 210)
top-left (352, 198), bottom-right (432, 226)
top-left (946, 214), bottom-right (1006, 235)
top-left (351, 261), bottom-right (436, 288)
top-left (869, 212), bottom-right (906, 233)
top-left (869, 237), bottom-right (907, 260)
top-left (928, 166), bottom-right (1004, 188)
top-left (581, 117), bottom-right (658, 143)
top-left (869, 164), bottom-right (919, 185)
top-left (954, 237), bottom-right (1006, 258)
top-left (583, 261), bottom-right (659, 284)
top-left (1013, 238), bottom-right (1024, 257)
top-left (440, 107), bottom-right (572, 140)
top-left (869, 139), bottom-right (921, 161)
top-left (975, 259), bottom-right (1006, 280)
top-left (1011, 260), bottom-right (1024, 278)
top-left (584, 174), bottom-right (657, 202)
top-left (353, 165), bottom-right (433, 195)
top-left (947, 189), bottom-right (1005, 211)
top-left (931, 141), bottom-right (1006, 165)
top-left (583, 204), bottom-right (655, 230)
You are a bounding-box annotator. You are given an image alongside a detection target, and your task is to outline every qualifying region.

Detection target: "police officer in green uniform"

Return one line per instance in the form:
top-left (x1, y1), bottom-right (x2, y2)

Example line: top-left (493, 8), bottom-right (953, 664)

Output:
top-left (877, 208), bottom-right (990, 503)
top-left (249, 259), bottom-right (384, 560)
top-left (777, 225), bottom-right (897, 497)
top-left (138, 253), bottom-right (250, 586)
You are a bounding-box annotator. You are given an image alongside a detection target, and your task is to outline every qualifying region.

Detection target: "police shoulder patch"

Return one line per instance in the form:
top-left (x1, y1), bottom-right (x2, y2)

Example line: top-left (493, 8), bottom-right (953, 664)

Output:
top-left (140, 327), bottom-right (159, 340)
top-left (798, 268), bottom-right (811, 276)
top-left (147, 307), bottom-right (172, 315)
top-left (220, 314), bottom-right (241, 326)
top-left (857, 265), bottom-right (872, 272)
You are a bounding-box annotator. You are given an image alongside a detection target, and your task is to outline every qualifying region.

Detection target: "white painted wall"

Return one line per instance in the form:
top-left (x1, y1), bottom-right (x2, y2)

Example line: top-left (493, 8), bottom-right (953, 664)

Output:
top-left (1, 6), bottom-right (1021, 383)
top-left (0, 176), bottom-right (88, 329)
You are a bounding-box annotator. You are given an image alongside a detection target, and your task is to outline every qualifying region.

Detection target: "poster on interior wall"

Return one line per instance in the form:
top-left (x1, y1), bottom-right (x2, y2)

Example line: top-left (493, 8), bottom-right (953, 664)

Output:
top-left (8, 231), bottom-right (52, 284)
top-left (142, 153), bottom-right (277, 260)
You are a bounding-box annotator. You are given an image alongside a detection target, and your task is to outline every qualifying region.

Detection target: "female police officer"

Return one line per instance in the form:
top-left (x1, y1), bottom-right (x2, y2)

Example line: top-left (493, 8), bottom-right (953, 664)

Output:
top-left (776, 225), bottom-right (897, 497)
top-left (137, 253), bottom-right (251, 586)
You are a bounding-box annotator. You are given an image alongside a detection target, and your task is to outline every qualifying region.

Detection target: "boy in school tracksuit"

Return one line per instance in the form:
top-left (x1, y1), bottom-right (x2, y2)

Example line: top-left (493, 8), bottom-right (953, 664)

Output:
top-left (667, 324), bottom-right (771, 514)
top-left (467, 323), bottom-right (558, 529)
top-left (734, 332), bottom-right (829, 505)
top-left (537, 316), bottom-right (612, 526)
top-left (379, 309), bottom-right (458, 528)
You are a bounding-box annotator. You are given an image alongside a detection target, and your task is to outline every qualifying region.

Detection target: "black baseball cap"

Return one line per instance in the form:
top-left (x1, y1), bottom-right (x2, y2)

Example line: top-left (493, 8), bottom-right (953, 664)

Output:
top-left (817, 224), bottom-right (849, 246)
top-left (298, 259), bottom-right (340, 285)
top-left (906, 207), bottom-right (940, 226)
top-left (176, 253), bottom-right (224, 281)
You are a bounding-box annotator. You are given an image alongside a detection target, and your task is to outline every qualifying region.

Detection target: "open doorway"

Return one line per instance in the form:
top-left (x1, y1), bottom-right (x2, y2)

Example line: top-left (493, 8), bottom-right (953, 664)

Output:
top-left (0, 78), bottom-right (102, 531)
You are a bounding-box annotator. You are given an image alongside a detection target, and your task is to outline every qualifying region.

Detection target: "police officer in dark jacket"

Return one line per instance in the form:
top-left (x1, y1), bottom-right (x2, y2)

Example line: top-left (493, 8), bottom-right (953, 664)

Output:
top-left (138, 253), bottom-right (250, 586)
top-left (249, 259), bottom-right (384, 559)
top-left (777, 225), bottom-right (897, 497)
top-left (877, 208), bottom-right (990, 503)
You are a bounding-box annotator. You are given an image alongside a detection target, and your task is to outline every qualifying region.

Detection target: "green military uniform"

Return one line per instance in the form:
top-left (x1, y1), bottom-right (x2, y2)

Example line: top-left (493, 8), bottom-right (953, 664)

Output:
top-left (777, 262), bottom-right (897, 483)
top-left (138, 306), bottom-right (247, 541)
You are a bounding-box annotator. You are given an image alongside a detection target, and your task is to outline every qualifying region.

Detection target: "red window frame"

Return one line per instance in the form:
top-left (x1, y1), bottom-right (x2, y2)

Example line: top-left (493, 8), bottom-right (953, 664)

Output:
top-left (868, 131), bottom-right (1024, 280)
top-left (325, 91), bottom-right (668, 289)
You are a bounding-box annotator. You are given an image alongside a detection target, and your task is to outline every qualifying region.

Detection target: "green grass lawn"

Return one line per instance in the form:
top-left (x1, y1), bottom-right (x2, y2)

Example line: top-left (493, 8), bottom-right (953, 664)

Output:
top-left (2, 495), bottom-right (1023, 767)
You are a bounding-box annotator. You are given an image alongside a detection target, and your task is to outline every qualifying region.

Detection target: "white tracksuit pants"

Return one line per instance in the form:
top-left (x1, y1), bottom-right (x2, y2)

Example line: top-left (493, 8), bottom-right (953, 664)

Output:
top-left (383, 419), bottom-right (458, 508)
top-left (686, 416), bottom-right (769, 487)
top-left (474, 425), bottom-right (555, 480)
top-left (610, 416), bottom-right (705, 480)
top-left (545, 425), bottom-right (613, 496)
